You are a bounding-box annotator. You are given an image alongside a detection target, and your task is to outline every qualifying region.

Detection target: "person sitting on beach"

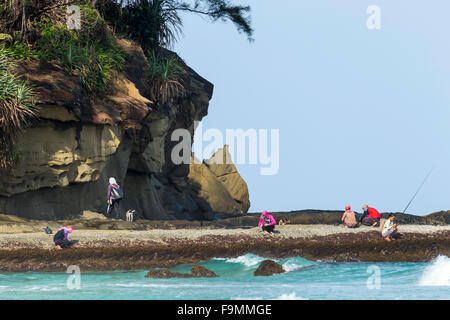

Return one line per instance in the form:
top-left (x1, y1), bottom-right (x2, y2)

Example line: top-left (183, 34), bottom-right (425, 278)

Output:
top-left (381, 214), bottom-right (398, 241)
top-left (341, 205), bottom-right (357, 228)
top-left (278, 217), bottom-right (289, 225)
top-left (258, 211), bottom-right (276, 236)
top-left (359, 204), bottom-right (381, 227)
top-left (53, 226), bottom-right (75, 250)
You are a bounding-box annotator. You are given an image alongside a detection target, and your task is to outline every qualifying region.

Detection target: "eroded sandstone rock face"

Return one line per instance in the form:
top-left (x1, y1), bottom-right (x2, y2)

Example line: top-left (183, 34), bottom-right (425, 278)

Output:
top-left (0, 124), bottom-right (121, 197)
top-left (187, 146), bottom-right (251, 214)
top-left (0, 40), bottom-right (248, 220)
top-left (205, 145), bottom-right (250, 213)
top-left (188, 154), bottom-right (243, 214)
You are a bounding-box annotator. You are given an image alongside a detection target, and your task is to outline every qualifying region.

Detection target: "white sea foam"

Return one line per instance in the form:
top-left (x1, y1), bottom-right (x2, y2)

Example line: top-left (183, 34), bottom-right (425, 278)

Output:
top-left (26, 285), bottom-right (60, 291)
top-left (232, 293), bottom-right (306, 300)
top-left (231, 296), bottom-right (263, 300)
top-left (224, 254), bottom-right (314, 272)
top-left (113, 283), bottom-right (206, 288)
top-left (418, 255), bottom-right (450, 286)
top-left (282, 261), bottom-right (306, 273)
top-left (275, 292), bottom-right (307, 300)
top-left (226, 254), bottom-right (264, 267)
top-left (281, 257), bottom-right (315, 273)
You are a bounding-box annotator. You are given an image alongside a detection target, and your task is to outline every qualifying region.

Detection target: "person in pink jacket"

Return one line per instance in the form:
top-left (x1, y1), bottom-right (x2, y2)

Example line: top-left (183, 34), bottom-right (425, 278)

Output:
top-left (258, 210), bottom-right (276, 236)
top-left (341, 205), bottom-right (357, 228)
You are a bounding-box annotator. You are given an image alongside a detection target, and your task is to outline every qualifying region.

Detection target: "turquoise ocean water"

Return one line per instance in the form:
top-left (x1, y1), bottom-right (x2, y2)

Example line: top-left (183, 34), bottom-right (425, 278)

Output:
top-left (0, 254), bottom-right (448, 300)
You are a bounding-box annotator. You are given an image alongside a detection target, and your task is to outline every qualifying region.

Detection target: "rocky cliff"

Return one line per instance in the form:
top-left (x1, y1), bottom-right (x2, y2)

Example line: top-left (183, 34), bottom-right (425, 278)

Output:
top-left (190, 145), bottom-right (250, 213)
top-left (0, 40), bottom-right (249, 220)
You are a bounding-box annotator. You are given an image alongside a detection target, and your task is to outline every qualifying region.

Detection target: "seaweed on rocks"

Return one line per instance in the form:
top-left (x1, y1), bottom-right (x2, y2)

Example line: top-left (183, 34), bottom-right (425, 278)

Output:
top-left (0, 231), bottom-right (448, 272)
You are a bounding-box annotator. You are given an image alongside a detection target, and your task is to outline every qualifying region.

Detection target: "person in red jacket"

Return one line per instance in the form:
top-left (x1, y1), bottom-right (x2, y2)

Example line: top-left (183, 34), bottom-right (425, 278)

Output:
top-left (359, 204), bottom-right (381, 227)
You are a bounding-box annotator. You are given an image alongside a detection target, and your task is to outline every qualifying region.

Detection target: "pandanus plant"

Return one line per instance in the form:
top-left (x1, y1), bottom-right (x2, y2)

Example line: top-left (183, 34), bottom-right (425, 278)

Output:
top-left (0, 51), bottom-right (36, 169)
top-left (145, 49), bottom-right (185, 105)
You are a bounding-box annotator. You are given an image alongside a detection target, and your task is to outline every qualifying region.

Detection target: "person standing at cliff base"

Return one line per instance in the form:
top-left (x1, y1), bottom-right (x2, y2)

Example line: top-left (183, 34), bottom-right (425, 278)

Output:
top-left (341, 205), bottom-right (357, 228)
top-left (54, 226), bottom-right (74, 249)
top-left (258, 210), bottom-right (276, 236)
top-left (107, 177), bottom-right (124, 219)
top-left (359, 204), bottom-right (381, 227)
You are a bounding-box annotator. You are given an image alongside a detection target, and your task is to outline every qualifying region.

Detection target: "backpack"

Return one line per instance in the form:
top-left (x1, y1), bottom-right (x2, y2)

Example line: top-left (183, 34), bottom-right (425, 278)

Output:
top-left (379, 218), bottom-right (386, 233)
top-left (111, 186), bottom-right (124, 200)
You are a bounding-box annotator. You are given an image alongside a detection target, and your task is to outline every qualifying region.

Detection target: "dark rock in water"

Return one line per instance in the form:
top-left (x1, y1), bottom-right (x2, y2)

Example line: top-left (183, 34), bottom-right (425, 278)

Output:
top-left (254, 260), bottom-right (285, 276)
top-left (191, 264), bottom-right (218, 278)
top-left (145, 269), bottom-right (191, 278)
top-left (145, 264), bottom-right (217, 278)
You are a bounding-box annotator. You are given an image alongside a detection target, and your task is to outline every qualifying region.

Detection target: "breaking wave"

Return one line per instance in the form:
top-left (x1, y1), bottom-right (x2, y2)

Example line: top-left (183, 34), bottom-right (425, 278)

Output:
top-left (220, 254), bottom-right (314, 272)
top-left (225, 254), bottom-right (265, 267)
top-left (418, 255), bottom-right (450, 286)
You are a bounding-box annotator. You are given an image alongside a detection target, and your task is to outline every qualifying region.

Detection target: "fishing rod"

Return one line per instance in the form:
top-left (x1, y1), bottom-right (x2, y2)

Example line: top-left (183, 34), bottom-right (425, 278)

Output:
top-left (402, 167), bottom-right (434, 214)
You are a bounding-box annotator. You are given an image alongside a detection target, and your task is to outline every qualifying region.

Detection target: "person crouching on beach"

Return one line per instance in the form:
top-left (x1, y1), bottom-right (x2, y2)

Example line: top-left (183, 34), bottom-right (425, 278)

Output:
top-left (381, 214), bottom-right (398, 241)
top-left (258, 211), bottom-right (276, 236)
top-left (54, 226), bottom-right (74, 249)
top-left (341, 205), bottom-right (357, 228)
top-left (359, 204), bottom-right (381, 227)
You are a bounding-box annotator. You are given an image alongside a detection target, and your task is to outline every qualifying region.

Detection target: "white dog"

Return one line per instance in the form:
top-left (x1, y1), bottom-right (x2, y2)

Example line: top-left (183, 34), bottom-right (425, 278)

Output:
top-left (126, 210), bottom-right (135, 222)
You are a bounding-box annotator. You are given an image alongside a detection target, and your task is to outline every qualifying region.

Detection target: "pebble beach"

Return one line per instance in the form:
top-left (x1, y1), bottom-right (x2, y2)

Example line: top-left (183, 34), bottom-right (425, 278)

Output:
top-left (0, 224), bottom-right (449, 250)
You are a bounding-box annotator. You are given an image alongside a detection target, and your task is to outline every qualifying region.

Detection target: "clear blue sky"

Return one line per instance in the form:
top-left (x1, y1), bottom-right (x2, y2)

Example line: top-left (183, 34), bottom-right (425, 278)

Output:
top-left (173, 0), bottom-right (450, 215)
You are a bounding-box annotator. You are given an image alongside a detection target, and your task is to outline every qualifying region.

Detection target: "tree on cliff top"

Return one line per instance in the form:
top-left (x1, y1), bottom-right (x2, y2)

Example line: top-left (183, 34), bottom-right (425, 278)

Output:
top-left (95, 0), bottom-right (253, 103)
top-left (0, 1), bottom-right (253, 50)
top-left (96, 0), bottom-right (253, 50)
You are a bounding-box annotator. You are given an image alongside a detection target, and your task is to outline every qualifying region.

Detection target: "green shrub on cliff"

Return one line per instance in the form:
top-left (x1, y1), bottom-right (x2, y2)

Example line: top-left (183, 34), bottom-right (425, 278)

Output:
top-left (0, 37), bottom-right (38, 61)
top-left (0, 0), bottom-right (253, 102)
top-left (35, 22), bottom-right (126, 93)
top-left (145, 50), bottom-right (185, 103)
top-left (0, 49), bottom-right (36, 169)
top-left (34, 6), bottom-right (126, 94)
top-left (0, 2), bottom-right (126, 94)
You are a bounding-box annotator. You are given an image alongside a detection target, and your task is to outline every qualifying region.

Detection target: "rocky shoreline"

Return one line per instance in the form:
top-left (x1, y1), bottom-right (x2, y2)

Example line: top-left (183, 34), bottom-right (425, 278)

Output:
top-left (0, 225), bottom-right (448, 272)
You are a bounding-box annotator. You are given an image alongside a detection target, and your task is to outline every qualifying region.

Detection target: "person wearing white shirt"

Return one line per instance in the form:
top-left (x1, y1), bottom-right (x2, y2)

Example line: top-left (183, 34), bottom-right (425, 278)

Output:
top-left (382, 214), bottom-right (398, 241)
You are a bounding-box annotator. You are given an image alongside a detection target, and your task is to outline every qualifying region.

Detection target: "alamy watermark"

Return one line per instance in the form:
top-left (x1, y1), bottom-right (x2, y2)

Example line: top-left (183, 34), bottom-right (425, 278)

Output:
top-left (66, 265), bottom-right (81, 290)
top-left (171, 121), bottom-right (280, 176)
top-left (366, 5), bottom-right (381, 30)
top-left (66, 5), bottom-right (81, 30)
top-left (366, 265), bottom-right (381, 289)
